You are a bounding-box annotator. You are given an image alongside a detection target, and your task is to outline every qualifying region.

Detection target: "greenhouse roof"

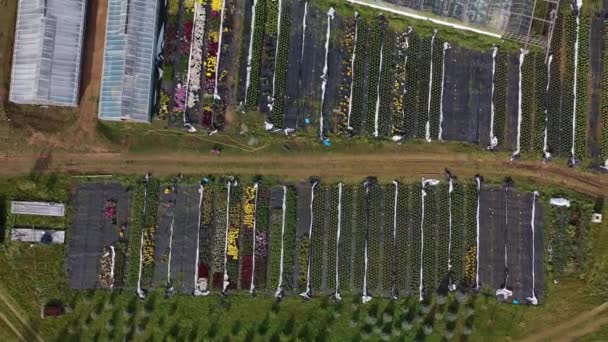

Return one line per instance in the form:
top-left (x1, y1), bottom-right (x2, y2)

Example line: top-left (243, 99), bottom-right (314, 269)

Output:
top-left (98, 0), bottom-right (161, 123)
top-left (9, 0), bottom-right (87, 106)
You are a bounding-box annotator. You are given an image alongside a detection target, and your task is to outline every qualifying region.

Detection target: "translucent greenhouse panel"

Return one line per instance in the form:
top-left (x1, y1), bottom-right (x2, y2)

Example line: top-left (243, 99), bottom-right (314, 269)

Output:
top-left (9, 0), bottom-right (86, 106)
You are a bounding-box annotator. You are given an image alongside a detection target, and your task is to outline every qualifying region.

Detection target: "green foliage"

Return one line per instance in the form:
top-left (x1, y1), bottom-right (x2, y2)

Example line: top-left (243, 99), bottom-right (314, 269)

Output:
top-left (601, 19), bottom-right (608, 163)
top-left (574, 15), bottom-right (590, 160)
top-left (245, 0), bottom-right (267, 109)
top-left (365, 17), bottom-right (386, 135)
top-left (269, 0), bottom-right (293, 127)
top-left (127, 178), bottom-right (160, 288)
top-left (349, 20), bottom-right (369, 134)
top-left (311, 185), bottom-right (325, 293)
top-left (493, 50), bottom-right (507, 147)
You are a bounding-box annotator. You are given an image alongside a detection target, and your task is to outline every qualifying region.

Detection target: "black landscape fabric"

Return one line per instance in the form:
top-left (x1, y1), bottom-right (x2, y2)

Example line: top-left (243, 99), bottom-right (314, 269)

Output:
top-left (67, 182), bottom-right (129, 290)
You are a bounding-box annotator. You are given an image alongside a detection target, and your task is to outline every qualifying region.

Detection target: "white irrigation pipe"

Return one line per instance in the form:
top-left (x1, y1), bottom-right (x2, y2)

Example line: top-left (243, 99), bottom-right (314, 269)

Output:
top-left (447, 178), bottom-right (453, 272)
top-left (373, 40), bottom-right (384, 137)
top-left (475, 176), bottom-right (481, 291)
top-left (301, 2), bottom-right (308, 61)
top-left (425, 30), bottom-right (438, 143)
top-left (438, 42), bottom-right (450, 141)
top-left (346, 0), bottom-right (502, 38)
top-left (362, 181), bottom-right (372, 303)
top-left (222, 181), bottom-right (232, 292)
top-left (275, 186), bottom-right (288, 298)
top-left (301, 181), bottom-right (317, 299)
top-left (543, 54), bottom-right (553, 161)
top-left (244, 0), bottom-right (258, 104)
top-left (109, 246), bottom-right (116, 289)
top-left (183, 2), bottom-right (200, 124)
top-left (166, 190), bottom-right (176, 286)
top-left (527, 191), bottom-right (539, 305)
top-left (346, 13), bottom-right (359, 130)
top-left (335, 182), bottom-right (343, 301)
top-left (270, 0), bottom-right (284, 111)
top-left (391, 181), bottom-right (398, 298)
top-left (194, 185), bottom-right (208, 296)
top-left (488, 46), bottom-right (498, 149)
top-left (213, 0), bottom-right (227, 100)
top-left (136, 176), bottom-right (149, 299)
top-left (420, 178), bottom-right (439, 301)
top-left (319, 8), bottom-right (335, 140)
top-left (570, 0), bottom-right (583, 165)
top-left (511, 49), bottom-right (528, 160)
top-left (249, 183), bottom-right (259, 294)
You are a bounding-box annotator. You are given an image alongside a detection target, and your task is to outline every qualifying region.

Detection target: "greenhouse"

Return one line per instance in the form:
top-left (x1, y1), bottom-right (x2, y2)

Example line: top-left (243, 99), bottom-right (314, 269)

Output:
top-left (9, 0), bottom-right (86, 106)
top-left (366, 0), bottom-right (536, 37)
top-left (98, 0), bottom-right (162, 123)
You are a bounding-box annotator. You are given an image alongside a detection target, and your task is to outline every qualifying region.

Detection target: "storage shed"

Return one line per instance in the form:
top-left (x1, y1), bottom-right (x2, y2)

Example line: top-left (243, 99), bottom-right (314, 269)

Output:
top-left (98, 0), bottom-right (162, 123)
top-left (9, 0), bottom-right (87, 106)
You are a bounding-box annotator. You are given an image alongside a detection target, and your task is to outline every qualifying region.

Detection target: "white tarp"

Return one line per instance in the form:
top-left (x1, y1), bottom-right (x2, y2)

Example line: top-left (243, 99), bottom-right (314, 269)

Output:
top-left (550, 198), bottom-right (571, 207)
top-left (11, 228), bottom-right (65, 244)
top-left (11, 201), bottom-right (65, 217)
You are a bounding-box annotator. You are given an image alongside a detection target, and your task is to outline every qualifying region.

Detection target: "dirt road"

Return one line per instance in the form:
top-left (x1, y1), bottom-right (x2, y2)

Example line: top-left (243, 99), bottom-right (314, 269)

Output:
top-left (1, 150), bottom-right (605, 196)
top-left (521, 302), bottom-right (608, 342)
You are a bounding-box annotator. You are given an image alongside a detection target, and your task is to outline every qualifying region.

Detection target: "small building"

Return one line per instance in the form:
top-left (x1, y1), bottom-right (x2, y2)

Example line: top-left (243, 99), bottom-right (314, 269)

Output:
top-left (9, 0), bottom-right (87, 106)
top-left (11, 201), bottom-right (65, 217)
top-left (98, 0), bottom-right (162, 123)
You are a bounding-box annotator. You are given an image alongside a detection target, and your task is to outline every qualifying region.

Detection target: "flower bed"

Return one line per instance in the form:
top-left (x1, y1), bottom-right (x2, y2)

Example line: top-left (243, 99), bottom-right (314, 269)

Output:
top-left (437, 184), bottom-right (450, 291)
top-left (365, 17), bottom-right (385, 135)
top-left (450, 183), bottom-right (465, 286)
top-left (336, 17), bottom-right (357, 133)
top-left (493, 50), bottom-right (507, 148)
top-left (212, 186), bottom-right (227, 289)
top-left (428, 35), bottom-right (444, 140)
top-left (239, 186), bottom-right (257, 289)
top-left (520, 50), bottom-right (535, 152)
top-left (185, 3), bottom-right (207, 113)
top-left (269, 0), bottom-right (293, 127)
top-left (99, 246), bottom-right (114, 288)
top-left (547, 14), bottom-right (563, 156)
top-left (422, 185), bottom-right (437, 293)
top-left (338, 185), bottom-right (353, 293)
top-left (376, 30), bottom-right (396, 137)
top-left (349, 20), bottom-right (369, 134)
top-left (463, 184), bottom-right (478, 288)
top-left (311, 185), bottom-right (324, 293)
top-left (326, 185), bottom-right (340, 293)
top-left (404, 32), bottom-right (420, 138)
top-left (253, 186), bottom-right (270, 290)
top-left (561, 12), bottom-right (577, 157)
top-left (367, 184), bottom-right (382, 292)
top-left (548, 205), bottom-right (572, 273)
top-left (409, 183), bottom-right (422, 294)
top-left (574, 14), bottom-right (590, 160)
top-left (602, 19), bottom-right (608, 164)
top-left (416, 35), bottom-right (432, 138)
top-left (392, 30), bottom-right (410, 136)
top-left (534, 52), bottom-right (548, 153)
top-left (226, 185), bottom-right (242, 289)
top-left (395, 185), bottom-right (410, 295)
top-left (381, 185), bottom-right (394, 294)
top-left (127, 178), bottom-right (160, 289)
top-left (297, 235), bottom-right (310, 291)
top-left (352, 186), bottom-right (366, 292)
top-left (245, 0), bottom-right (267, 109)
